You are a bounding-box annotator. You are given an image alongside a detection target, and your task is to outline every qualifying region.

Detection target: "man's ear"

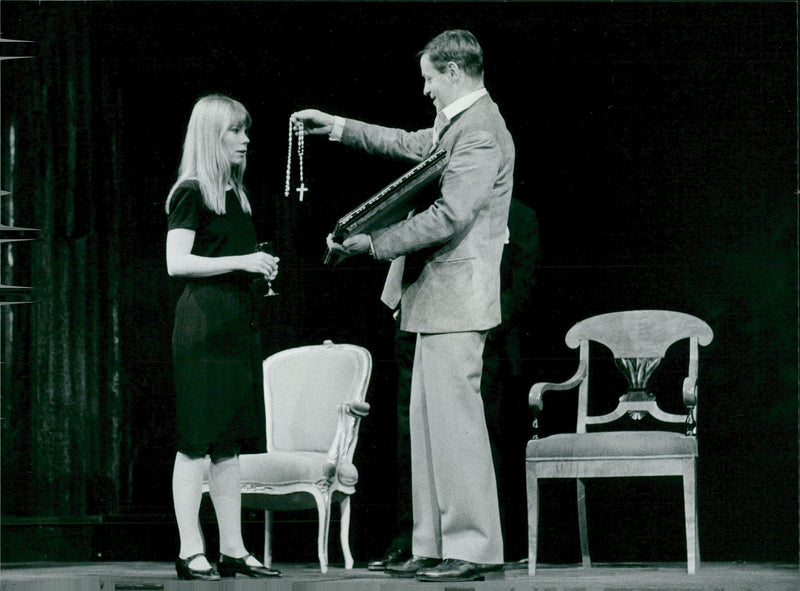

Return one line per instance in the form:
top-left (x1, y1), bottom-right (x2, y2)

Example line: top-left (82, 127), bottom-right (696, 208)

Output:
top-left (446, 61), bottom-right (460, 82)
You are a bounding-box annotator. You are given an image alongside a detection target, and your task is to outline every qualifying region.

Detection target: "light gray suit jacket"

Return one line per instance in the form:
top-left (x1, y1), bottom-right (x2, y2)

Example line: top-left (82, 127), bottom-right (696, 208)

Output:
top-left (341, 94), bottom-right (515, 333)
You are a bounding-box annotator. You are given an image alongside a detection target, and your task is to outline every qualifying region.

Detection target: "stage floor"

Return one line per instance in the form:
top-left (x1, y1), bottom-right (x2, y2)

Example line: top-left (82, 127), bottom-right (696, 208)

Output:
top-left (0, 561), bottom-right (797, 590)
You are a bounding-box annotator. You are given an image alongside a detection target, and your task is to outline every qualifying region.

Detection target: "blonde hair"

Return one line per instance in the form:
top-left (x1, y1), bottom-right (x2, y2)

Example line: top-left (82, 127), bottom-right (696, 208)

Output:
top-left (165, 94), bottom-right (252, 215)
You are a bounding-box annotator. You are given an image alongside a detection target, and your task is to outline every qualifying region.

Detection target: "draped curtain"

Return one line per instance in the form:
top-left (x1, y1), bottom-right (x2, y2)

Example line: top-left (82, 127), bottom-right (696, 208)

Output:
top-left (0, 3), bottom-right (308, 520)
top-left (1, 5), bottom-right (127, 517)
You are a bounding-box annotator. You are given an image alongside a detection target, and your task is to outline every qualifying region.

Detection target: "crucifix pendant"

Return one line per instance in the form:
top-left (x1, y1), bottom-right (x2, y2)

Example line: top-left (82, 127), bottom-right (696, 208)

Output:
top-left (296, 183), bottom-right (308, 202)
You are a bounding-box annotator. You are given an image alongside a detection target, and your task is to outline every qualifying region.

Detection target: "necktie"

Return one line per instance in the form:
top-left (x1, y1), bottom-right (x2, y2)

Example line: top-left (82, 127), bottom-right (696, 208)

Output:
top-left (380, 256), bottom-right (405, 310)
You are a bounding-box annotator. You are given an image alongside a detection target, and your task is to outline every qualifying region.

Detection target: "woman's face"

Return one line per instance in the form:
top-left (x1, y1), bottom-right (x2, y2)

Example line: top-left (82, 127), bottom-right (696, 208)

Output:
top-left (222, 120), bottom-right (249, 166)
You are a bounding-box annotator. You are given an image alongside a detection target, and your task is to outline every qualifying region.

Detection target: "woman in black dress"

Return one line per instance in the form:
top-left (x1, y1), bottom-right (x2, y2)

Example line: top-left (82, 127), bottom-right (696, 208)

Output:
top-left (165, 94), bottom-right (280, 580)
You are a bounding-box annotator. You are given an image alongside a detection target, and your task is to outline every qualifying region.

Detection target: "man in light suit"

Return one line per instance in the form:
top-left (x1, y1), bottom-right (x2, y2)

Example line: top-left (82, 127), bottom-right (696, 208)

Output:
top-left (292, 29), bottom-right (514, 583)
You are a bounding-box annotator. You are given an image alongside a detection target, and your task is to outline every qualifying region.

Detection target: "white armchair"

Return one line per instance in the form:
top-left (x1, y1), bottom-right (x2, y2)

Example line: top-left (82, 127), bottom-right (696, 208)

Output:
top-left (204, 340), bottom-right (372, 572)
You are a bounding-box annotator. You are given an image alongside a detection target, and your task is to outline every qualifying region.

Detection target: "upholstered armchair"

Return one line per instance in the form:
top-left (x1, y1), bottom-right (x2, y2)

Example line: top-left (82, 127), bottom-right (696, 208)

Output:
top-left (526, 310), bottom-right (713, 575)
top-left (204, 340), bottom-right (372, 573)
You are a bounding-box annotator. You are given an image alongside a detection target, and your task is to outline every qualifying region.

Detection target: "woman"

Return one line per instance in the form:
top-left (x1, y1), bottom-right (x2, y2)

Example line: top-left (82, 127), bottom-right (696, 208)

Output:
top-left (165, 94), bottom-right (280, 580)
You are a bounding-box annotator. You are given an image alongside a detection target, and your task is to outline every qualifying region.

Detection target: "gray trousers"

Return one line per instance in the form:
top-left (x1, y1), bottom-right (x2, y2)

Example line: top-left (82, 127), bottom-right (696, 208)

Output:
top-left (410, 331), bottom-right (504, 565)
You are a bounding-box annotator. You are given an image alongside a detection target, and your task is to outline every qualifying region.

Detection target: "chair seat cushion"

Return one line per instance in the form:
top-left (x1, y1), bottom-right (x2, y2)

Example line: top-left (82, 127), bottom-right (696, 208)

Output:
top-left (239, 452), bottom-right (359, 487)
top-left (526, 431), bottom-right (697, 459)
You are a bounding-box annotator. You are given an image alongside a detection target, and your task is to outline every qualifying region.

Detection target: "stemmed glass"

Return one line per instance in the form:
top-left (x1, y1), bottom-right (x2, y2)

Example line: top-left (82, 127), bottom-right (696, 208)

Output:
top-left (256, 241), bottom-right (278, 297)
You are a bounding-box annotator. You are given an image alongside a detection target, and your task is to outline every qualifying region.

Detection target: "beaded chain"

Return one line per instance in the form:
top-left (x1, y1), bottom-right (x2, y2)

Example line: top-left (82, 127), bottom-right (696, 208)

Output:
top-left (284, 118), bottom-right (293, 197)
top-left (284, 119), bottom-right (308, 201)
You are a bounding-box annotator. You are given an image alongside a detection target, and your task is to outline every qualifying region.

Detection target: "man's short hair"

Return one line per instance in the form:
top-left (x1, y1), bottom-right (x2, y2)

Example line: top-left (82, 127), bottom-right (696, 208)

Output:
top-left (419, 29), bottom-right (484, 79)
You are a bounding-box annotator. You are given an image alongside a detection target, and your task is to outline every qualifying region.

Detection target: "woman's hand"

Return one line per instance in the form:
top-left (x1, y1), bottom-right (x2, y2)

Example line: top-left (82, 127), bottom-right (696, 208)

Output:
top-left (291, 109), bottom-right (335, 136)
top-left (241, 252), bottom-right (279, 279)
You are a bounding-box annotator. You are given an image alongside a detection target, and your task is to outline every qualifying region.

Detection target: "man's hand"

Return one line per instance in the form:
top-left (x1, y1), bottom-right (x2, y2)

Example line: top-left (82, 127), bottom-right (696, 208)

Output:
top-left (291, 109), bottom-right (335, 136)
top-left (326, 233), bottom-right (371, 257)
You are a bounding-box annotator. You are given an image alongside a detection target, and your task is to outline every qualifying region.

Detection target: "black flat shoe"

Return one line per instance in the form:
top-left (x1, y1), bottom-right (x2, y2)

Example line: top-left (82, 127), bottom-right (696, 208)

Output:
top-left (385, 555), bottom-right (441, 578)
top-left (217, 553), bottom-right (281, 578)
top-left (368, 546), bottom-right (412, 571)
top-left (175, 553), bottom-right (220, 581)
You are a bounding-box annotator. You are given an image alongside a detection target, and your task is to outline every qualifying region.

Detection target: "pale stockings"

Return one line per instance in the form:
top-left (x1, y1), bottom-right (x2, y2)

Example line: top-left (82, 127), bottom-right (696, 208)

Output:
top-left (172, 452), bottom-right (263, 570)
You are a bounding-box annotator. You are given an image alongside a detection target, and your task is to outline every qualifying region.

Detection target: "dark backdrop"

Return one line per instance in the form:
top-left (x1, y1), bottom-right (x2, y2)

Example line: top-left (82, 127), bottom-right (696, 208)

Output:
top-left (1, 0), bottom-right (796, 566)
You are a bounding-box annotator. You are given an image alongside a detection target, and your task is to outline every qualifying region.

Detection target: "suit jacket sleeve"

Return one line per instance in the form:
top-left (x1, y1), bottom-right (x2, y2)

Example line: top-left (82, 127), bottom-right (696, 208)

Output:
top-left (371, 129), bottom-right (502, 261)
top-left (341, 118), bottom-right (433, 163)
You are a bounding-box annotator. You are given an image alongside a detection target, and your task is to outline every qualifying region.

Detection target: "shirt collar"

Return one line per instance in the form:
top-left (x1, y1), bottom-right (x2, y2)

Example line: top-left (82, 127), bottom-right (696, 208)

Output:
top-left (441, 87), bottom-right (488, 123)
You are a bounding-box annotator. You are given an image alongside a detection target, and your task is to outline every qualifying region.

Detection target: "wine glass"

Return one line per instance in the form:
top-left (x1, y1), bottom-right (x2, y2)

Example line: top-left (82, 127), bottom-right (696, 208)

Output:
top-left (256, 241), bottom-right (278, 297)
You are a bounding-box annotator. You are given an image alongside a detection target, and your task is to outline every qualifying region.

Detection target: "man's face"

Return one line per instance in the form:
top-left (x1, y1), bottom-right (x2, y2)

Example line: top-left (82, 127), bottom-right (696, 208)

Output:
top-left (420, 53), bottom-right (455, 113)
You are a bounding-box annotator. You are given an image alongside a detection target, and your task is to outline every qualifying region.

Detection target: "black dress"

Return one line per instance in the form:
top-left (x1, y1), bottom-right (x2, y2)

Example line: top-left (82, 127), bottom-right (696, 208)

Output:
top-left (167, 180), bottom-right (265, 456)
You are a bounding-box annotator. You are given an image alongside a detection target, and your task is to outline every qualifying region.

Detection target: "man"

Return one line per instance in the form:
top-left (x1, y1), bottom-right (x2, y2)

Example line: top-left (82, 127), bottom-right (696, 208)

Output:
top-left (370, 197), bottom-right (540, 572)
top-left (292, 29), bottom-right (514, 583)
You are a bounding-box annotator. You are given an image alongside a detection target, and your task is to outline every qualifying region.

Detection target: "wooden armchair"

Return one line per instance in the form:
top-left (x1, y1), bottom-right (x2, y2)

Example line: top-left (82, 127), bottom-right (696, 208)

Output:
top-left (526, 310), bottom-right (713, 575)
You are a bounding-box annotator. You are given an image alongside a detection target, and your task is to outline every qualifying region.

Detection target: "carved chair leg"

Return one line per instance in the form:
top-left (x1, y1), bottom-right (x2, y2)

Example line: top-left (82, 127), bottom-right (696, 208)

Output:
top-left (339, 496), bottom-right (354, 569)
top-left (526, 463), bottom-right (539, 576)
top-left (683, 459), bottom-right (699, 574)
top-left (313, 491), bottom-right (331, 573)
top-left (577, 478), bottom-right (591, 569)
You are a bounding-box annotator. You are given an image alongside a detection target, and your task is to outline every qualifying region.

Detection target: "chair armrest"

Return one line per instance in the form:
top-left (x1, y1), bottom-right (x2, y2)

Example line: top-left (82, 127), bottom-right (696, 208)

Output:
top-left (323, 402), bottom-right (371, 479)
top-left (682, 376), bottom-right (699, 436)
top-left (529, 359), bottom-right (588, 413)
top-left (347, 401), bottom-right (370, 418)
top-left (342, 402), bottom-right (369, 461)
top-left (324, 405), bottom-right (349, 479)
top-left (682, 376), bottom-right (698, 407)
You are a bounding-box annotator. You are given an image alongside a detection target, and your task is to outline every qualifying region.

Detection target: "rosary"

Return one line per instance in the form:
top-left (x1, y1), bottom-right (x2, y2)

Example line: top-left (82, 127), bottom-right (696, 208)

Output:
top-left (284, 118), bottom-right (308, 201)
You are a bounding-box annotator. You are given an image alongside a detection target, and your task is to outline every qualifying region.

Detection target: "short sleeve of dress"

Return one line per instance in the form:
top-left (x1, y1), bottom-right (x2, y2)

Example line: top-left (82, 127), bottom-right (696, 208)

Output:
top-left (167, 183), bottom-right (201, 231)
